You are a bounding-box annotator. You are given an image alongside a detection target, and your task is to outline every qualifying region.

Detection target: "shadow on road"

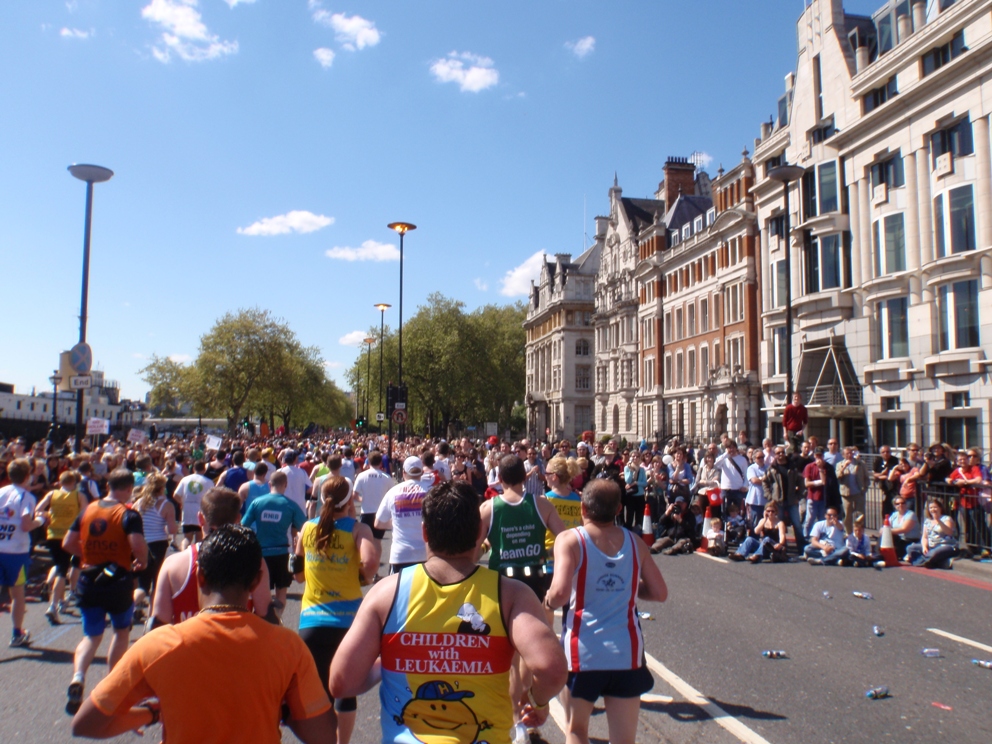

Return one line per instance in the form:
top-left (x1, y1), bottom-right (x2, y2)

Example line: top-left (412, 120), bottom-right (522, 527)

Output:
top-left (0, 646), bottom-right (77, 665)
top-left (640, 698), bottom-right (787, 723)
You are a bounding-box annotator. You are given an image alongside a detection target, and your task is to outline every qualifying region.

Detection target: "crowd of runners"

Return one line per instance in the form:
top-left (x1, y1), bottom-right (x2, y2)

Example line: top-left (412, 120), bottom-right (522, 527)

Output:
top-left (0, 429), bottom-right (670, 744)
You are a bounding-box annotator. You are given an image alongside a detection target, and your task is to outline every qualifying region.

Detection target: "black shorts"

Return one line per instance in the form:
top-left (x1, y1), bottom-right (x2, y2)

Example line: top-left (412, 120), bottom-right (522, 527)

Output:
top-left (77, 565), bottom-right (134, 615)
top-left (360, 513), bottom-right (385, 540)
top-left (264, 554), bottom-right (293, 590)
top-left (298, 626), bottom-right (356, 712)
top-left (46, 539), bottom-right (72, 578)
top-left (501, 566), bottom-right (549, 602)
top-left (566, 666), bottom-right (654, 702)
top-left (182, 525), bottom-right (202, 540)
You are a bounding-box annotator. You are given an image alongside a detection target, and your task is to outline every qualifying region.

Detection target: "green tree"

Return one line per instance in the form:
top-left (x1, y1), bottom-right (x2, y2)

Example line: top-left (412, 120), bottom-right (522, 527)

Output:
top-left (139, 355), bottom-right (189, 417)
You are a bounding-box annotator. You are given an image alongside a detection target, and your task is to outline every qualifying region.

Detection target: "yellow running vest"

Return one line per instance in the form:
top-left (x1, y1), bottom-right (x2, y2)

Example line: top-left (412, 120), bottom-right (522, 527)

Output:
top-left (47, 488), bottom-right (82, 540)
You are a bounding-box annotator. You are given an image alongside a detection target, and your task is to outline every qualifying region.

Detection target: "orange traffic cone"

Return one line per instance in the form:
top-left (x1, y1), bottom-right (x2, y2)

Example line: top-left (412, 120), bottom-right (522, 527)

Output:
top-left (642, 502), bottom-right (653, 546)
top-left (696, 535), bottom-right (709, 554)
top-left (879, 515), bottom-right (899, 567)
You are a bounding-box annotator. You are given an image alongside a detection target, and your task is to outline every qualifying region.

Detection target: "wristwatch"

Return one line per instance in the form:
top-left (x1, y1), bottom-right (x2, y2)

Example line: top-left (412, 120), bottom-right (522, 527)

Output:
top-left (527, 688), bottom-right (549, 710)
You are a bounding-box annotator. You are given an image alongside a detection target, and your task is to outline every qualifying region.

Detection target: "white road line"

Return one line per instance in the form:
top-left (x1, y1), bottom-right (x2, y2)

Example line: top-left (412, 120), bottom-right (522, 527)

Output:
top-left (695, 551), bottom-right (728, 564)
top-left (927, 628), bottom-right (992, 654)
top-left (644, 652), bottom-right (773, 744)
top-left (640, 693), bottom-right (674, 704)
top-left (548, 697), bottom-right (568, 733)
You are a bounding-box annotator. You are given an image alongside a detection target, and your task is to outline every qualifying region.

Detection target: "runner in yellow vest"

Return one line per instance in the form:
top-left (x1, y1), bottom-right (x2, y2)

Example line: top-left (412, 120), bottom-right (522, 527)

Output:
top-left (329, 479), bottom-right (567, 744)
top-left (35, 470), bottom-right (87, 625)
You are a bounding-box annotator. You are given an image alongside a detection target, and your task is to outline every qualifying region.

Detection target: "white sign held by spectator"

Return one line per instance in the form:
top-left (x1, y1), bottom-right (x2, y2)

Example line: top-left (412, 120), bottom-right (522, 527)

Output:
top-left (205, 435), bottom-right (223, 450)
top-left (86, 418), bottom-right (110, 436)
top-left (127, 428), bottom-right (148, 444)
top-left (485, 422), bottom-right (498, 436)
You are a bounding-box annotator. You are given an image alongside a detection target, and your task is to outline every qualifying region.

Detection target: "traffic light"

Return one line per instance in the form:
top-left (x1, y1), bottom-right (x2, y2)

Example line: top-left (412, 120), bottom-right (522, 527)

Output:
top-left (357, 416), bottom-right (366, 429)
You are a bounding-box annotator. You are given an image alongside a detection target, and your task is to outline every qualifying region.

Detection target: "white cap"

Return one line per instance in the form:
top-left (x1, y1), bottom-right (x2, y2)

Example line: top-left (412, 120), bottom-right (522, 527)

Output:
top-left (403, 456), bottom-right (424, 476)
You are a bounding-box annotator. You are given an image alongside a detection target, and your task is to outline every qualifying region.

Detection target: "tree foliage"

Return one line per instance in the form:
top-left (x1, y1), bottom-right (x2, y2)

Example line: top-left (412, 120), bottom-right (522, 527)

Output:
top-left (141, 308), bottom-right (351, 431)
top-left (347, 294), bottom-right (526, 437)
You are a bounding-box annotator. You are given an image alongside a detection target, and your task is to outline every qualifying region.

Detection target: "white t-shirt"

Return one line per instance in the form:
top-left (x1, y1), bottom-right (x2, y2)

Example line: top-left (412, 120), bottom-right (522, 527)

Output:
top-left (174, 474), bottom-right (214, 526)
top-left (280, 465), bottom-right (313, 512)
top-left (435, 458), bottom-right (452, 482)
top-left (353, 468), bottom-right (394, 516)
top-left (339, 458), bottom-right (356, 482)
top-left (0, 485), bottom-right (36, 554)
top-left (375, 479), bottom-right (428, 565)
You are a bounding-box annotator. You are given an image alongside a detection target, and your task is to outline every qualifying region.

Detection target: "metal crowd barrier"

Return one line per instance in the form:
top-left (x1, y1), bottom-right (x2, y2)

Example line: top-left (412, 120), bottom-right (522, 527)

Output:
top-left (915, 482), bottom-right (992, 557)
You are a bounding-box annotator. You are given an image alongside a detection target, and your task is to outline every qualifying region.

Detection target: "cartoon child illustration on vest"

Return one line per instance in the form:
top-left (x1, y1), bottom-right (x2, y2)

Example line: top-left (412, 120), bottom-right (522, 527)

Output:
top-left (397, 680), bottom-right (493, 744)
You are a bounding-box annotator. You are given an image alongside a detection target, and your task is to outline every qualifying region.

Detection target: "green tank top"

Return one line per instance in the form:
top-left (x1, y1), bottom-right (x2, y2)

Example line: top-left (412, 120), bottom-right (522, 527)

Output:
top-left (487, 492), bottom-right (547, 570)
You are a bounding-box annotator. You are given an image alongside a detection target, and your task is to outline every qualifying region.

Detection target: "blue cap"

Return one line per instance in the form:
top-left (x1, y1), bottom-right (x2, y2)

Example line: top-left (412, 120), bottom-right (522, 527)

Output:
top-left (414, 681), bottom-right (474, 701)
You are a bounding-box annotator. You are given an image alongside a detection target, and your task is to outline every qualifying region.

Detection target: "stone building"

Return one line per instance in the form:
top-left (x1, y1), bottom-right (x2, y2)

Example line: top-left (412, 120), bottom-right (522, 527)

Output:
top-left (524, 248), bottom-right (599, 442)
top-left (635, 154), bottom-right (761, 445)
top-left (752, 0), bottom-right (992, 451)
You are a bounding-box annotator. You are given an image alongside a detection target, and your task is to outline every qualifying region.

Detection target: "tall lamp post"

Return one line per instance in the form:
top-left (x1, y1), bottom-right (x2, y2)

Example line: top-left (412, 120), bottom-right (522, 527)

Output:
top-left (48, 370), bottom-right (62, 444)
top-left (387, 222), bottom-right (415, 390)
top-left (363, 336), bottom-right (376, 426)
top-left (374, 303), bottom-right (391, 436)
top-left (767, 164), bottom-right (804, 407)
top-left (68, 163), bottom-right (114, 453)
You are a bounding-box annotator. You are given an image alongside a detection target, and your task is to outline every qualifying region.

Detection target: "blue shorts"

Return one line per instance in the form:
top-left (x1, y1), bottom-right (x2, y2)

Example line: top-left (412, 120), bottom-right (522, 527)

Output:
top-left (0, 552), bottom-right (30, 588)
top-left (566, 666), bottom-right (654, 702)
top-left (80, 604), bottom-right (135, 637)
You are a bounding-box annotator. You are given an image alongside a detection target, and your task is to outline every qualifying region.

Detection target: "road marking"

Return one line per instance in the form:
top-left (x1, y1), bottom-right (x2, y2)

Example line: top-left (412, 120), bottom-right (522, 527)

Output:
top-left (927, 628), bottom-right (992, 654)
top-left (695, 551), bottom-right (728, 564)
top-left (644, 652), bottom-right (773, 744)
top-left (548, 697), bottom-right (568, 732)
top-left (901, 566), bottom-right (992, 591)
top-left (640, 693), bottom-right (674, 703)
top-left (32, 624), bottom-right (72, 646)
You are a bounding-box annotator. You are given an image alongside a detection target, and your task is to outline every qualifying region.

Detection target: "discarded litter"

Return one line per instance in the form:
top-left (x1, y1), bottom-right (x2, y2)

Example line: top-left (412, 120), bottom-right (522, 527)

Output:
top-left (823, 591), bottom-right (832, 600)
top-left (971, 659), bottom-right (992, 670)
top-left (761, 650), bottom-right (787, 659)
top-left (637, 611), bottom-right (655, 620)
top-left (921, 648), bottom-right (942, 658)
top-left (852, 591), bottom-right (874, 600)
top-left (872, 625), bottom-right (884, 637)
top-left (865, 686), bottom-right (890, 700)
top-left (931, 702), bottom-right (953, 711)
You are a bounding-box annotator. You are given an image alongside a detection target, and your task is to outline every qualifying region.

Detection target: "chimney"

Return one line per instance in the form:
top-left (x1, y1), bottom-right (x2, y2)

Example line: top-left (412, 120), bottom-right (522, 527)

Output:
top-left (897, 12), bottom-right (912, 43)
top-left (663, 157), bottom-right (696, 210)
top-left (856, 45), bottom-right (869, 72)
top-left (760, 121), bottom-right (772, 140)
top-left (912, 1), bottom-right (926, 32)
top-left (595, 216), bottom-right (609, 239)
top-left (554, 253), bottom-right (572, 264)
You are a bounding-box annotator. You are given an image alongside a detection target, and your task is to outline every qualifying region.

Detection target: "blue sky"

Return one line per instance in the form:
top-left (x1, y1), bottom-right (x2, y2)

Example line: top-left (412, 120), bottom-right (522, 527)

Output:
top-left (1, 0), bottom-right (885, 400)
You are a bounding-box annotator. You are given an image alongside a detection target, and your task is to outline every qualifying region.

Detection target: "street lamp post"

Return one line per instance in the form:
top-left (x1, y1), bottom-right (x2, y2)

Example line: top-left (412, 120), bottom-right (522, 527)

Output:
top-left (374, 303), bottom-right (391, 436)
top-left (387, 222), bottom-right (415, 442)
top-left (68, 163), bottom-right (114, 453)
top-left (48, 370), bottom-right (62, 444)
top-left (767, 164), bottom-right (804, 408)
top-left (364, 336), bottom-right (376, 426)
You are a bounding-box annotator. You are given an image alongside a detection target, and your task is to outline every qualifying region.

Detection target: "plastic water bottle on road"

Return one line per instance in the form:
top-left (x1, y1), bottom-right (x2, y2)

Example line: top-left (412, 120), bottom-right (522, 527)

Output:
top-left (872, 625), bottom-right (884, 637)
top-left (822, 591), bottom-right (832, 599)
top-left (921, 648), bottom-right (942, 658)
top-left (852, 591), bottom-right (873, 600)
top-left (972, 659), bottom-right (992, 669)
top-left (762, 650), bottom-right (787, 659)
top-left (865, 686), bottom-right (890, 700)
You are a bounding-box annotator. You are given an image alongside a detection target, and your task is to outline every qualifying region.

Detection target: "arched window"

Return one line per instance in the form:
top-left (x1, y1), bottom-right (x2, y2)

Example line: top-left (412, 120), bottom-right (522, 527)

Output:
top-left (576, 339), bottom-right (590, 356)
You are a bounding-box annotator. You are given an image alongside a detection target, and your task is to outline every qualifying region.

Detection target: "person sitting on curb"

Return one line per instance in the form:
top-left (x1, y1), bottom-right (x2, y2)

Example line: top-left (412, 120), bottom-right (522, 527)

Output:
top-left (650, 496), bottom-right (696, 555)
top-left (803, 509), bottom-right (848, 565)
top-left (730, 504), bottom-right (787, 563)
top-left (845, 513), bottom-right (883, 568)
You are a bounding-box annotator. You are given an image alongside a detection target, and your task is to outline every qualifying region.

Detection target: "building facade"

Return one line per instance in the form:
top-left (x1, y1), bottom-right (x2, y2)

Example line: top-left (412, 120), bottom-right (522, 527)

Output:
top-left (753, 0), bottom-right (992, 451)
top-left (636, 154), bottom-right (762, 445)
top-left (524, 249), bottom-right (599, 442)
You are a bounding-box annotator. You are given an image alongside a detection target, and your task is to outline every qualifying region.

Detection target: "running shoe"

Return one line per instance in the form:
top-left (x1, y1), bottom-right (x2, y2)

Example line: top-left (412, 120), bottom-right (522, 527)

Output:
top-left (9, 630), bottom-right (30, 648)
top-left (807, 558), bottom-right (823, 565)
top-left (45, 606), bottom-right (61, 625)
top-left (66, 681), bottom-right (84, 715)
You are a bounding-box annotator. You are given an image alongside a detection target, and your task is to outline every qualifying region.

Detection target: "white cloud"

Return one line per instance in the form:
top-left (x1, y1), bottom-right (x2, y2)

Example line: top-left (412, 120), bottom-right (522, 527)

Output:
top-left (223, 0), bottom-right (256, 7)
top-left (313, 47), bottom-right (335, 68)
top-left (313, 11), bottom-right (380, 51)
top-left (694, 151), bottom-right (715, 169)
top-left (66, 1), bottom-right (78, 11)
top-left (474, 278), bottom-right (488, 291)
top-left (168, 353), bottom-right (192, 363)
top-left (325, 240), bottom-right (399, 262)
top-left (430, 51), bottom-right (499, 93)
top-left (60, 27), bottom-right (92, 39)
top-left (499, 250), bottom-right (545, 297)
top-left (141, 0), bottom-right (238, 63)
top-left (566, 36), bottom-right (595, 58)
top-left (338, 331), bottom-right (367, 347)
top-left (323, 360), bottom-right (343, 369)
top-left (237, 210), bottom-right (334, 236)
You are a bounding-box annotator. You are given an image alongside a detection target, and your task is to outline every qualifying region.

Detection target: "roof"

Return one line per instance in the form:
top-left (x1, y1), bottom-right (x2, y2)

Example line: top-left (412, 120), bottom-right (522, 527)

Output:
top-left (664, 194), bottom-right (713, 233)
top-left (620, 197), bottom-right (665, 233)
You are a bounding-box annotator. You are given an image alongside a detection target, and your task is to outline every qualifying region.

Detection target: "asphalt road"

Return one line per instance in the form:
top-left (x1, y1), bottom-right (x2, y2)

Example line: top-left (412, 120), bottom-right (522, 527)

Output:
top-left (2, 539), bottom-right (991, 744)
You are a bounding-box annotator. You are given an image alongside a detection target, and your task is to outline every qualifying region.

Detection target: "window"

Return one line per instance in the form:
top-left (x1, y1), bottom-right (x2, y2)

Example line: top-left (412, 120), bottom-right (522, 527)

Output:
top-left (765, 154), bottom-right (783, 176)
top-left (934, 193), bottom-right (946, 257)
top-left (552, 365), bottom-right (561, 390)
top-left (670, 230), bottom-right (680, 247)
top-left (772, 260), bottom-right (788, 308)
top-left (676, 353), bottom-right (684, 389)
top-left (727, 336), bottom-right (744, 371)
top-left (810, 122), bottom-right (835, 144)
top-left (700, 298), bottom-right (709, 332)
top-left (879, 297), bottom-right (909, 358)
top-left (664, 312), bottom-right (672, 343)
top-left (581, 311), bottom-right (591, 326)
top-left (687, 304), bottom-right (696, 337)
top-left (688, 348), bottom-right (696, 387)
top-left (873, 213), bottom-right (906, 275)
top-left (938, 279), bottom-right (980, 350)
top-left (768, 214), bottom-right (786, 239)
top-left (939, 416), bottom-right (980, 450)
top-left (682, 224), bottom-right (691, 241)
top-left (725, 282), bottom-right (745, 324)
top-left (664, 355), bottom-right (672, 390)
top-left (812, 55), bottom-right (824, 121)
top-left (877, 419), bottom-right (908, 448)
top-left (700, 346), bottom-right (709, 381)
top-left (863, 77), bottom-right (898, 114)
top-left (931, 118), bottom-right (973, 165)
top-left (947, 391), bottom-right (970, 408)
top-left (575, 365), bottom-right (591, 391)
top-left (870, 153), bottom-right (905, 189)
top-left (803, 233), bottom-right (842, 293)
top-left (694, 216), bottom-right (704, 233)
top-left (675, 308), bottom-right (683, 341)
top-left (949, 185), bottom-right (975, 254)
top-left (777, 90), bottom-right (793, 128)
top-left (818, 161), bottom-right (839, 214)
top-left (802, 169), bottom-right (817, 221)
top-left (644, 358), bottom-right (655, 389)
top-left (882, 396), bottom-right (901, 411)
top-left (575, 405), bottom-right (593, 434)
top-left (706, 208), bottom-right (716, 226)
top-left (921, 31), bottom-right (966, 77)
top-left (773, 327), bottom-right (789, 375)
top-left (576, 339), bottom-right (590, 356)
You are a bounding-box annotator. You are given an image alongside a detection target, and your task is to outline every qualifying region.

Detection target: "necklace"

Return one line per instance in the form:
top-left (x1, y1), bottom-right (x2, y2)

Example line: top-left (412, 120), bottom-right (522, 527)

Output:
top-left (200, 604), bottom-right (248, 614)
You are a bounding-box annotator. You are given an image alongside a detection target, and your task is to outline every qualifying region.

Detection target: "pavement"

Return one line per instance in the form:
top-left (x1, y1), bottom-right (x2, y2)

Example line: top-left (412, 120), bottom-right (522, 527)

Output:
top-left (2, 538), bottom-right (991, 744)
